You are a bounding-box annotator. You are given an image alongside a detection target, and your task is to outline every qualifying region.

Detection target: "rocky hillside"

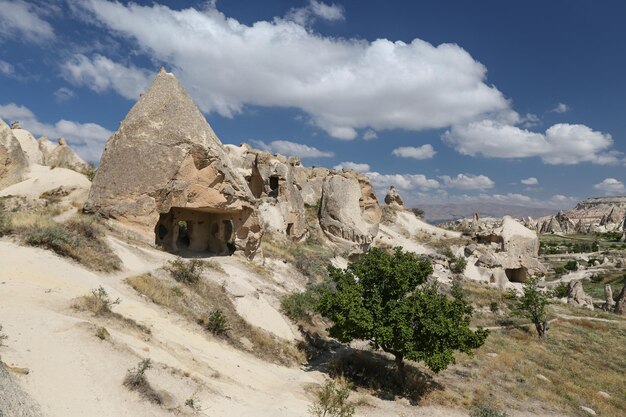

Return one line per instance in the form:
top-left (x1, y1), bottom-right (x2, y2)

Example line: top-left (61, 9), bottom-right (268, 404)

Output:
top-left (531, 197), bottom-right (626, 235)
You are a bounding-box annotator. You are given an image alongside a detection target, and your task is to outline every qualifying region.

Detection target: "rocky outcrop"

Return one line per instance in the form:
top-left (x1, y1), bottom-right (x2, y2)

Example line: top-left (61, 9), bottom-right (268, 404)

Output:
top-left (44, 137), bottom-right (91, 174)
top-left (603, 284), bottom-right (615, 311)
top-left (538, 197), bottom-right (626, 235)
top-left (292, 165), bottom-right (329, 207)
top-left (0, 118), bottom-right (29, 189)
top-left (567, 280), bottom-right (594, 310)
top-left (11, 125), bottom-right (43, 165)
top-left (85, 69), bottom-right (262, 258)
top-left (319, 171), bottom-right (381, 249)
top-left (384, 186), bottom-right (404, 207)
top-left (0, 360), bottom-right (44, 417)
top-left (614, 283), bottom-right (626, 315)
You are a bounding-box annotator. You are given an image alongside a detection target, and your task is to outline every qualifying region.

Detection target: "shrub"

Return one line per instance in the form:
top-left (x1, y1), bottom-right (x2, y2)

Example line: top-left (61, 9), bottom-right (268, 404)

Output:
top-left (470, 404), bottom-right (509, 417)
top-left (185, 397), bottom-right (201, 412)
top-left (309, 378), bottom-right (354, 417)
top-left (25, 225), bottom-right (79, 255)
top-left (553, 265), bottom-right (566, 275)
top-left (564, 260), bottom-right (578, 271)
top-left (553, 282), bottom-right (568, 298)
top-left (123, 358), bottom-right (162, 404)
top-left (95, 326), bottom-right (110, 340)
top-left (165, 258), bottom-right (206, 285)
top-left (489, 301), bottom-right (500, 313)
top-left (78, 286), bottom-right (121, 315)
top-left (590, 274), bottom-right (603, 283)
top-left (0, 202), bottom-right (10, 236)
top-left (206, 309), bottom-right (230, 336)
top-left (445, 249), bottom-right (468, 274)
top-left (281, 282), bottom-right (331, 322)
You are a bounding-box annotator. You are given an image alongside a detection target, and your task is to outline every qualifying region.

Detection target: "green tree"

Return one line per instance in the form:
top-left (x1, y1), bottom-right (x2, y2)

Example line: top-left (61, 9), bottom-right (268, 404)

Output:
top-left (317, 248), bottom-right (488, 383)
top-left (508, 276), bottom-right (551, 337)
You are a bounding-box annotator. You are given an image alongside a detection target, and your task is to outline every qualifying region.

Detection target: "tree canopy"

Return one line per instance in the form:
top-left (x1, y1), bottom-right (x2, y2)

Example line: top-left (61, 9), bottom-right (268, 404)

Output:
top-left (317, 247), bottom-right (488, 378)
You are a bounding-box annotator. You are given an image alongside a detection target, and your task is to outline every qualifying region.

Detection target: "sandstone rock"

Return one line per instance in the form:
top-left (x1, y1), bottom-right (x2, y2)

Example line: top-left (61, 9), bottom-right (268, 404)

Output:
top-left (0, 118), bottom-right (29, 189)
top-left (603, 284), bottom-right (615, 311)
top-left (11, 128), bottom-right (43, 165)
top-left (384, 186), bottom-right (404, 206)
top-left (494, 216), bottom-right (546, 281)
top-left (45, 137), bottom-right (91, 174)
top-left (319, 171), bottom-right (381, 249)
top-left (85, 69), bottom-right (262, 258)
top-left (567, 280), bottom-right (594, 310)
top-left (292, 165), bottom-right (330, 207)
top-left (38, 136), bottom-right (57, 163)
top-left (614, 282), bottom-right (626, 315)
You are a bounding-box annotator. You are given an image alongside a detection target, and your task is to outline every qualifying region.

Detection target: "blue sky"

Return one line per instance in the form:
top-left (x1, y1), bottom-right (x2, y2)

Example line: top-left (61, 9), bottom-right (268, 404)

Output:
top-left (1, 0), bottom-right (625, 208)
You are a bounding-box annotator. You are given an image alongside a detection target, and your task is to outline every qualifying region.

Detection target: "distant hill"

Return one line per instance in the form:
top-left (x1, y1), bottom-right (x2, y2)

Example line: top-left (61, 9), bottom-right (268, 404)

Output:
top-left (417, 203), bottom-right (554, 223)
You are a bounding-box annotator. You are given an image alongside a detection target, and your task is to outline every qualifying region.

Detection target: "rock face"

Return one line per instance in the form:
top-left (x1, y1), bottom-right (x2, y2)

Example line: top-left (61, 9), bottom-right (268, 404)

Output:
top-left (614, 283), bottom-right (626, 315)
top-left (0, 361), bottom-right (44, 417)
top-left (603, 284), bottom-right (615, 311)
top-left (319, 172), bottom-right (381, 249)
top-left (384, 186), bottom-right (404, 206)
top-left (225, 144), bottom-right (307, 240)
top-left (11, 126), bottom-right (43, 165)
top-left (44, 137), bottom-right (91, 174)
top-left (538, 197), bottom-right (626, 235)
top-left (567, 280), bottom-right (594, 310)
top-left (0, 118), bottom-right (29, 189)
top-left (85, 69), bottom-right (262, 258)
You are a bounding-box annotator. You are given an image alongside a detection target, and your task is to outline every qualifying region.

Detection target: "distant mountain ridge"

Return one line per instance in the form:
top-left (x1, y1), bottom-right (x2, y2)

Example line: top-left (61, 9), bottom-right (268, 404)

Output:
top-left (417, 203), bottom-right (554, 223)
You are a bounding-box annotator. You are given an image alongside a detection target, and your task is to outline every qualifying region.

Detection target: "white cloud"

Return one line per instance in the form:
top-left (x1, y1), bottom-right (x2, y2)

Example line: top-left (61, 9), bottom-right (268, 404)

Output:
top-left (444, 120), bottom-right (620, 165)
top-left (54, 87), bottom-right (76, 103)
top-left (250, 139), bottom-right (334, 158)
top-left (62, 54), bottom-right (152, 100)
top-left (521, 177), bottom-right (538, 185)
top-left (0, 0), bottom-right (55, 43)
top-left (593, 178), bottom-right (625, 195)
top-left (0, 103), bottom-right (112, 162)
top-left (440, 173), bottom-right (494, 190)
top-left (0, 59), bottom-right (13, 76)
top-left (367, 172), bottom-right (439, 191)
top-left (286, 1), bottom-right (344, 26)
top-left (362, 129), bottom-right (377, 141)
top-left (333, 161), bottom-right (370, 173)
top-left (551, 102), bottom-right (570, 113)
top-left (74, 0), bottom-right (509, 139)
top-left (392, 144), bottom-right (436, 160)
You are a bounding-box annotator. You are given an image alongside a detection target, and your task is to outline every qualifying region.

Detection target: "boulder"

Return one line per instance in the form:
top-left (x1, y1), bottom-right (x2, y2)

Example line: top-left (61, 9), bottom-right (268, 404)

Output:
top-left (0, 118), bottom-right (29, 189)
top-left (319, 171), bottom-right (381, 249)
top-left (384, 186), bottom-right (404, 206)
top-left (84, 69), bottom-right (262, 258)
top-left (567, 280), bottom-right (594, 310)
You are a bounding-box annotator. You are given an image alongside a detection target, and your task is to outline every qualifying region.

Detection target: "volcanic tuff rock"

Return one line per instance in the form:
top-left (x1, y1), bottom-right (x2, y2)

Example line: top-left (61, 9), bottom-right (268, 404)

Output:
top-left (319, 171), bottom-right (381, 248)
top-left (614, 283), bottom-right (626, 315)
top-left (11, 126), bottom-right (43, 165)
top-left (84, 69), bottom-right (262, 257)
top-left (384, 185), bottom-right (404, 207)
top-left (567, 280), bottom-right (594, 310)
top-left (537, 197), bottom-right (626, 234)
top-left (603, 284), bottom-right (615, 311)
top-left (0, 118), bottom-right (29, 189)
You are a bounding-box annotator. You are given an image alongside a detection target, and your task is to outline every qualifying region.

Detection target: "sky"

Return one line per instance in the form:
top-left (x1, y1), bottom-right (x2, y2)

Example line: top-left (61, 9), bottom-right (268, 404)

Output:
top-left (1, 0), bottom-right (625, 209)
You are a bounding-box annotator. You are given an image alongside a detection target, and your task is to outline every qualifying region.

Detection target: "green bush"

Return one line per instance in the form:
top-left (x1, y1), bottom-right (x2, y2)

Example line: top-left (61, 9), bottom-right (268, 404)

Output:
top-left (553, 265), bottom-right (566, 275)
top-left (165, 258), bottom-right (206, 285)
top-left (445, 249), bottom-right (468, 274)
top-left (553, 282), bottom-right (568, 298)
top-left (508, 277), bottom-right (552, 337)
top-left (281, 282), bottom-right (331, 322)
top-left (309, 378), bottom-right (354, 417)
top-left (564, 260), bottom-right (578, 271)
top-left (590, 274), bottom-right (603, 283)
top-left (206, 309), bottom-right (230, 336)
top-left (123, 358), bottom-right (162, 404)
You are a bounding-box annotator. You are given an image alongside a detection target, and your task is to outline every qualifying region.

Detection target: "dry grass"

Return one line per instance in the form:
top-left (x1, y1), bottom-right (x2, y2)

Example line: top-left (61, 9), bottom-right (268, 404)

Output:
top-left (1, 208), bottom-right (121, 272)
top-left (422, 302), bottom-right (626, 416)
top-left (126, 272), bottom-right (304, 366)
top-left (123, 358), bottom-right (163, 405)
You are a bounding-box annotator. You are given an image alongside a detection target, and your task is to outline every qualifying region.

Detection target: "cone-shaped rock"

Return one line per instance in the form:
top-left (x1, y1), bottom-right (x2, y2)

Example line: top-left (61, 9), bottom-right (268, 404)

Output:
top-left (0, 118), bottom-right (28, 189)
top-left (85, 70), bottom-right (262, 257)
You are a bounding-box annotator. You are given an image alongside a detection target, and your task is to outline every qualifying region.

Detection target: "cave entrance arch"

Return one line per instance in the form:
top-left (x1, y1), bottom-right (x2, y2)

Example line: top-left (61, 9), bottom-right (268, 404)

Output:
top-left (155, 207), bottom-right (238, 256)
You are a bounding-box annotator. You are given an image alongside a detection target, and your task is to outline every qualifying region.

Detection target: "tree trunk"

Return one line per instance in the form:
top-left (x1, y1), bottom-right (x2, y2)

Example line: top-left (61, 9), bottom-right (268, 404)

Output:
top-left (394, 354), bottom-right (406, 387)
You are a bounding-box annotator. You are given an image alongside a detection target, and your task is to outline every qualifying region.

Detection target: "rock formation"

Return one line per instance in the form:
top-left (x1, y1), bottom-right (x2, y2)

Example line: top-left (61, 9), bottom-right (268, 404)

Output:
top-left (603, 284), bottom-right (615, 311)
top-left (567, 280), bottom-right (594, 310)
top-left (384, 186), bottom-right (404, 207)
top-left (85, 69), bottom-right (262, 258)
top-left (319, 171), bottom-right (381, 249)
top-left (538, 196), bottom-right (626, 235)
top-left (0, 118), bottom-right (29, 189)
top-left (10, 124), bottom-right (43, 165)
top-left (41, 137), bottom-right (91, 174)
top-left (614, 283), bottom-right (626, 315)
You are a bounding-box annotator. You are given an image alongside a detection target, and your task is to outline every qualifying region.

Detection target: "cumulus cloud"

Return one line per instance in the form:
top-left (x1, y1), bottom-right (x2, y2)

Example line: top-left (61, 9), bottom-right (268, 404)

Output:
top-left (521, 177), bottom-right (538, 185)
top-left (551, 102), bottom-right (570, 113)
top-left (439, 173), bottom-right (494, 190)
top-left (72, 0), bottom-right (509, 139)
top-left (362, 129), bottom-right (377, 141)
top-left (285, 1), bottom-right (344, 26)
top-left (367, 172), bottom-right (439, 191)
top-left (0, 103), bottom-right (112, 162)
top-left (334, 161), bottom-right (370, 172)
top-left (62, 54), bottom-right (152, 100)
top-left (0, 59), bottom-right (13, 76)
top-left (593, 178), bottom-right (625, 195)
top-left (250, 139), bottom-right (334, 158)
top-left (444, 120), bottom-right (620, 165)
top-left (0, 0), bottom-right (55, 43)
top-left (392, 144), bottom-right (436, 160)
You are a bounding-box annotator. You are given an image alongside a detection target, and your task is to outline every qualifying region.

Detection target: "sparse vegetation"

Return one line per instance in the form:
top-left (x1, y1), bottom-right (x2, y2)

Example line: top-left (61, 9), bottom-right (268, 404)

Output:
top-left (205, 309), bottom-right (230, 336)
top-left (281, 281), bottom-right (331, 322)
top-left (185, 397), bottom-right (202, 412)
top-left (309, 378), bottom-right (354, 417)
top-left (77, 286), bottom-right (121, 315)
top-left (123, 358), bottom-right (162, 404)
top-left (95, 326), bottom-right (110, 340)
top-left (470, 403), bottom-right (509, 417)
top-left (318, 248), bottom-right (488, 383)
top-left (507, 277), bottom-right (552, 337)
top-left (165, 258), bottom-right (207, 284)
